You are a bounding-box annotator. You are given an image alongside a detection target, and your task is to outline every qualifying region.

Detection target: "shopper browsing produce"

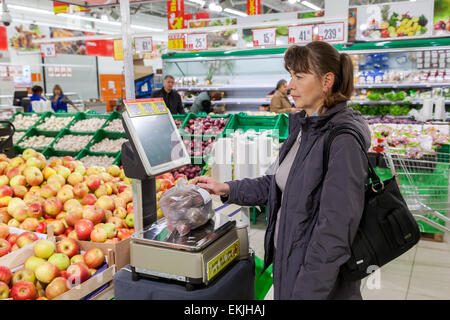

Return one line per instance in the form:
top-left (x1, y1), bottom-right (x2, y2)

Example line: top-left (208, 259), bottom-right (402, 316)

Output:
top-left (193, 41), bottom-right (370, 300)
top-left (189, 91), bottom-right (222, 114)
top-left (151, 75), bottom-right (185, 114)
top-left (51, 85), bottom-right (80, 113)
top-left (270, 79), bottom-right (294, 114)
top-left (29, 85), bottom-right (47, 113)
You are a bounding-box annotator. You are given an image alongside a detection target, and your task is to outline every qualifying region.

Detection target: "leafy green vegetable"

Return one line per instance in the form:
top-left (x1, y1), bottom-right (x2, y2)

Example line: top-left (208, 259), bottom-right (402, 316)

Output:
top-left (395, 91), bottom-right (406, 100)
top-left (276, 26), bottom-right (288, 36)
top-left (389, 12), bottom-right (399, 27)
top-left (384, 92), bottom-right (396, 101)
top-left (367, 93), bottom-right (382, 101)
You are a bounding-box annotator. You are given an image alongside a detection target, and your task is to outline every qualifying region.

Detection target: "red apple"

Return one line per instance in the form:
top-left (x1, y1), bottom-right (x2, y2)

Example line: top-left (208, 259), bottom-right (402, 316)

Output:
top-left (19, 217), bottom-right (39, 231)
top-left (67, 230), bottom-right (78, 240)
top-left (0, 185), bottom-right (12, 197)
top-left (0, 266), bottom-right (12, 285)
top-left (82, 194), bottom-right (97, 206)
top-left (6, 233), bottom-right (18, 246)
top-left (90, 227), bottom-right (107, 243)
top-left (83, 248), bottom-right (105, 269)
top-left (43, 197), bottom-right (63, 217)
top-left (11, 281), bottom-right (37, 300)
top-left (74, 219), bottom-right (94, 241)
top-left (64, 208), bottom-right (83, 227)
top-left (0, 209), bottom-right (11, 223)
top-left (86, 175), bottom-right (101, 191)
top-left (48, 220), bottom-right (65, 236)
top-left (0, 222), bottom-right (9, 239)
top-left (0, 238), bottom-right (11, 257)
top-left (16, 231), bottom-right (38, 248)
top-left (40, 184), bottom-right (58, 199)
top-left (35, 262), bottom-right (59, 284)
top-left (82, 206), bottom-right (105, 225)
top-left (107, 216), bottom-right (124, 230)
top-left (73, 182), bottom-right (89, 198)
top-left (12, 186), bottom-right (28, 199)
top-left (35, 221), bottom-right (47, 234)
top-left (96, 196), bottom-right (115, 211)
top-left (45, 277), bottom-right (70, 299)
top-left (56, 238), bottom-right (79, 258)
top-left (28, 202), bottom-right (43, 219)
top-left (66, 262), bottom-right (90, 286)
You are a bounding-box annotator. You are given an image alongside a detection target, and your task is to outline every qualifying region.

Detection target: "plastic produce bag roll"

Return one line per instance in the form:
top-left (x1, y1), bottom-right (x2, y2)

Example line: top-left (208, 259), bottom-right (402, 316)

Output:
top-left (211, 138), bottom-right (232, 183)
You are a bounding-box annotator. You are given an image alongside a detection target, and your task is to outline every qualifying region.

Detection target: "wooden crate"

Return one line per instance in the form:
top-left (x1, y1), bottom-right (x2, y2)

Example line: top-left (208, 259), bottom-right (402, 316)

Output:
top-left (420, 232), bottom-right (445, 243)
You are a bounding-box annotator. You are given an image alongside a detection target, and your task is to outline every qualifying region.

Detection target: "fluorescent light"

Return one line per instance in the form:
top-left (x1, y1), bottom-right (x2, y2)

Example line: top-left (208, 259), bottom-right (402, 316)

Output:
top-left (131, 25), bottom-right (164, 32)
top-left (187, 0), bottom-right (206, 5)
top-left (223, 8), bottom-right (247, 17)
top-left (301, 1), bottom-right (321, 11)
top-left (209, 3), bottom-right (223, 12)
top-left (288, 0), bottom-right (297, 4)
top-left (8, 4), bottom-right (54, 15)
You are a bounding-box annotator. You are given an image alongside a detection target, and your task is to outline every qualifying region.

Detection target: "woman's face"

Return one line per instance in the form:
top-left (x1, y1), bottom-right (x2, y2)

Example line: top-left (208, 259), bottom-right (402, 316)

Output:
top-left (287, 70), bottom-right (325, 112)
top-left (54, 89), bottom-right (61, 96)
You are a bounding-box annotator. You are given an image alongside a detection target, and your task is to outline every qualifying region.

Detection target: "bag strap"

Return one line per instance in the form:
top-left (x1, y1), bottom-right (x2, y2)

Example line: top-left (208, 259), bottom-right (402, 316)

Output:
top-left (323, 126), bottom-right (383, 190)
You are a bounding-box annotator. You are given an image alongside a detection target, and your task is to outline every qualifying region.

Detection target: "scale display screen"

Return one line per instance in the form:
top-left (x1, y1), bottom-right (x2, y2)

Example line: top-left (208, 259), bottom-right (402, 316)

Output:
top-left (123, 98), bottom-right (190, 176)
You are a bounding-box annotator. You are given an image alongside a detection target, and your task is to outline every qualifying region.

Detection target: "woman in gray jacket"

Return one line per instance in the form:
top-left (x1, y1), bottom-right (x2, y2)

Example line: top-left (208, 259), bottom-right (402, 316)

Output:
top-left (193, 41), bottom-right (371, 300)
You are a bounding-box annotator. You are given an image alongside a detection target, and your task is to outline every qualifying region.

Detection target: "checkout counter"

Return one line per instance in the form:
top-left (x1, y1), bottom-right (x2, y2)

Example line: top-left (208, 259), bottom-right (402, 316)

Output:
top-left (113, 98), bottom-right (255, 300)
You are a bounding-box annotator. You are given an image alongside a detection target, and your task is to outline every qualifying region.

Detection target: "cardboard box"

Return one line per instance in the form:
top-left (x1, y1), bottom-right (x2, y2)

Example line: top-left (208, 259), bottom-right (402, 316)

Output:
top-left (134, 65), bottom-right (154, 81)
top-left (56, 236), bottom-right (131, 270)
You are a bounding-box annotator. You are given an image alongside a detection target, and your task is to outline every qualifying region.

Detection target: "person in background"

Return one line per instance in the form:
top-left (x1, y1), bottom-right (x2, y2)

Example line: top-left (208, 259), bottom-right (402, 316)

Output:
top-left (270, 79), bottom-right (294, 114)
top-left (192, 41), bottom-right (370, 300)
top-left (151, 75), bottom-right (185, 114)
top-left (29, 85), bottom-right (46, 112)
top-left (51, 84), bottom-right (80, 113)
top-left (190, 91), bottom-right (222, 114)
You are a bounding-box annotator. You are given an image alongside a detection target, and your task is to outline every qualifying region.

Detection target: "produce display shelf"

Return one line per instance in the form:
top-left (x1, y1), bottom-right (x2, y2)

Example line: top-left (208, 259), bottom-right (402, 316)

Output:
top-left (100, 111), bottom-right (125, 133)
top-left (68, 112), bottom-right (110, 133)
top-left (355, 83), bottom-right (450, 89)
top-left (175, 85), bottom-right (274, 91)
top-left (48, 129), bottom-right (95, 153)
top-left (32, 112), bottom-right (80, 134)
top-left (15, 128), bottom-right (61, 152)
top-left (113, 151), bottom-right (122, 166)
top-left (224, 113), bottom-right (280, 135)
top-left (76, 148), bottom-right (120, 164)
top-left (180, 113), bottom-right (232, 140)
top-left (42, 146), bottom-right (80, 159)
top-left (85, 129), bottom-right (128, 155)
top-left (10, 111), bottom-right (49, 132)
top-left (349, 100), bottom-right (450, 105)
top-left (183, 98), bottom-right (272, 105)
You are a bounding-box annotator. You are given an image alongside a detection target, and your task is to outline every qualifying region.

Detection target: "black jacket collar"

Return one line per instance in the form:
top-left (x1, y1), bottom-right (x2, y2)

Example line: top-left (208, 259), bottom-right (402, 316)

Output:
top-left (289, 102), bottom-right (347, 133)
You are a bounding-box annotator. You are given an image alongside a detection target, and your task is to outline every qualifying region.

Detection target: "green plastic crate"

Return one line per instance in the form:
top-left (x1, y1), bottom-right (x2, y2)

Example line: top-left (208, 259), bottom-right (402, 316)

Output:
top-left (113, 151), bottom-right (122, 166)
top-left (49, 129), bottom-right (95, 153)
top-left (275, 113), bottom-right (289, 142)
top-left (180, 113), bottom-right (232, 140)
top-left (42, 146), bottom-right (80, 159)
top-left (224, 113), bottom-right (279, 136)
top-left (68, 113), bottom-right (109, 133)
top-left (76, 149), bottom-right (119, 167)
top-left (254, 256), bottom-right (273, 300)
top-left (100, 111), bottom-right (125, 133)
top-left (32, 112), bottom-right (79, 134)
top-left (15, 128), bottom-right (60, 152)
top-left (437, 144), bottom-right (450, 163)
top-left (85, 129), bottom-right (128, 156)
top-left (10, 111), bottom-right (48, 132)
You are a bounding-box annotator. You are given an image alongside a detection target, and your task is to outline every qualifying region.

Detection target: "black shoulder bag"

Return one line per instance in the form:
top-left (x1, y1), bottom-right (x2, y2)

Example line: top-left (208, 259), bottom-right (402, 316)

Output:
top-left (324, 126), bottom-right (420, 281)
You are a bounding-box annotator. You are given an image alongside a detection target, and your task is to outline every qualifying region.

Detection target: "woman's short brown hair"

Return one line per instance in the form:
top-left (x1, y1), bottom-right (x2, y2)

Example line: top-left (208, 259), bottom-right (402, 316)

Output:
top-left (284, 41), bottom-right (354, 108)
top-left (52, 84), bottom-right (63, 96)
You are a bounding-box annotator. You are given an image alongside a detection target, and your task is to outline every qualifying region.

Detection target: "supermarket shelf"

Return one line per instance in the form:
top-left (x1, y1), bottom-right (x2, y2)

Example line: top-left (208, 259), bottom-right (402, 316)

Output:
top-left (349, 99), bottom-right (450, 105)
top-left (355, 83), bottom-right (450, 89)
top-left (176, 85), bottom-right (274, 91)
top-left (183, 97), bottom-right (273, 105)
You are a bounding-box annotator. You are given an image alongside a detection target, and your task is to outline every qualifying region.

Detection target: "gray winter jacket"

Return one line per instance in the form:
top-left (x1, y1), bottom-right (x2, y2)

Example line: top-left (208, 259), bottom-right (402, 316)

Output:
top-left (222, 102), bottom-right (371, 300)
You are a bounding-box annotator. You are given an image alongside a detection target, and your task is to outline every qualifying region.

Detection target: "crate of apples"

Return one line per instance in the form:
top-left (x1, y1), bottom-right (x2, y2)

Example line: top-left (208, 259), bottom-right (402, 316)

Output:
top-left (0, 149), bottom-right (135, 243)
top-left (0, 238), bottom-right (109, 300)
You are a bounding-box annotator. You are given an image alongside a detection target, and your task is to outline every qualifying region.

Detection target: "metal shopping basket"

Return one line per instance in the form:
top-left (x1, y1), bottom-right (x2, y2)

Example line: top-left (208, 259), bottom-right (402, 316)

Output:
top-left (382, 147), bottom-right (450, 233)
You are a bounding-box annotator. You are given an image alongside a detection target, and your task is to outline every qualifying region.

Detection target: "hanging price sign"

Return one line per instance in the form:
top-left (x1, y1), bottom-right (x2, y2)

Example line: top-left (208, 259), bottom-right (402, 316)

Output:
top-left (288, 24), bottom-right (313, 44)
top-left (252, 27), bottom-right (276, 47)
top-left (186, 33), bottom-right (207, 50)
top-left (317, 22), bottom-right (345, 42)
top-left (40, 43), bottom-right (56, 58)
top-left (134, 36), bottom-right (153, 53)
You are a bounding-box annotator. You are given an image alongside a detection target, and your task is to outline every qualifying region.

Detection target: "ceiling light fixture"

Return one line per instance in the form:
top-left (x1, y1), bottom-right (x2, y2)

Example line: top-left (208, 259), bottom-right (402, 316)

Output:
top-left (223, 8), bottom-right (247, 17)
top-left (301, 1), bottom-right (322, 11)
top-left (187, 0), bottom-right (206, 5)
top-left (288, 0), bottom-right (297, 4)
top-left (209, 2), bottom-right (223, 12)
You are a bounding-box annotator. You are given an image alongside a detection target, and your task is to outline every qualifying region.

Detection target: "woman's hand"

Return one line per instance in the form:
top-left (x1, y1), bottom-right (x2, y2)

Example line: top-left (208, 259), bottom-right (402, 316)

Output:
top-left (191, 176), bottom-right (230, 196)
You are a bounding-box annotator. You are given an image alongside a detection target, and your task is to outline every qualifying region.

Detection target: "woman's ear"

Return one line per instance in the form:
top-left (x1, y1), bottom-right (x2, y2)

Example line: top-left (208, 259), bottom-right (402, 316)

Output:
top-left (322, 72), bottom-right (335, 94)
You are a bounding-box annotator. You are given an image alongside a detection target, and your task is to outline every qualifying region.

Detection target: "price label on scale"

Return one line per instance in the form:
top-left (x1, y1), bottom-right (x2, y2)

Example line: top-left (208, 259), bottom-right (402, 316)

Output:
top-left (317, 22), bottom-right (345, 42)
top-left (252, 28), bottom-right (276, 46)
top-left (40, 43), bottom-right (56, 58)
top-left (134, 36), bottom-right (153, 53)
top-left (186, 33), bottom-right (207, 50)
top-left (288, 25), bottom-right (313, 44)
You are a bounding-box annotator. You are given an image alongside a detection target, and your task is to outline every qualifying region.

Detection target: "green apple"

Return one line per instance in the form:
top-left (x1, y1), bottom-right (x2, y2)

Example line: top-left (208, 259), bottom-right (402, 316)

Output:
top-left (70, 254), bottom-right (85, 265)
top-left (48, 253), bottom-right (70, 271)
top-left (12, 268), bottom-right (36, 285)
top-left (24, 256), bottom-right (46, 272)
top-left (74, 165), bottom-right (86, 176)
top-left (33, 240), bottom-right (55, 259)
top-left (56, 166), bottom-right (71, 180)
top-left (101, 223), bottom-right (117, 239)
top-left (125, 213), bottom-right (134, 228)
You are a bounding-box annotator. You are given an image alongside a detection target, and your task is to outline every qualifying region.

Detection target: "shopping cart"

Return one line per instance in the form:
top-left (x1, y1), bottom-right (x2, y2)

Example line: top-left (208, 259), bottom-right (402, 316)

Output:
top-left (381, 146), bottom-right (450, 233)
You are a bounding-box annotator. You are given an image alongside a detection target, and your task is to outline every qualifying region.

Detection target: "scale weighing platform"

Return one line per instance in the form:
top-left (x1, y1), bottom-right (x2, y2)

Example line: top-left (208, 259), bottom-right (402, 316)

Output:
top-left (119, 98), bottom-right (251, 291)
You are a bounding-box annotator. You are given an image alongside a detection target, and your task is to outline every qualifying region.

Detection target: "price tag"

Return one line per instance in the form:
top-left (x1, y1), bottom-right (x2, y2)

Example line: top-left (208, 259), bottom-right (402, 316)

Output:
top-left (40, 43), bottom-right (56, 58)
top-left (186, 33), bottom-right (207, 50)
top-left (288, 25), bottom-right (313, 44)
top-left (317, 22), bottom-right (345, 42)
top-left (134, 36), bottom-right (153, 53)
top-left (252, 28), bottom-right (276, 46)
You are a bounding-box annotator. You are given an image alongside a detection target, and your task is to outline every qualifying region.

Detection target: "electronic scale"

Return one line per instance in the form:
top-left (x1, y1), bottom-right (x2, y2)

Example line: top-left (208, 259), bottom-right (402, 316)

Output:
top-left (121, 98), bottom-right (250, 288)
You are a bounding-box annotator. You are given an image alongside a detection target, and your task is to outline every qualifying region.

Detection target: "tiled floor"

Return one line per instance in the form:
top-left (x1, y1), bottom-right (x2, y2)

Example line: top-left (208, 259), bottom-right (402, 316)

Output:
top-left (245, 212), bottom-right (450, 300)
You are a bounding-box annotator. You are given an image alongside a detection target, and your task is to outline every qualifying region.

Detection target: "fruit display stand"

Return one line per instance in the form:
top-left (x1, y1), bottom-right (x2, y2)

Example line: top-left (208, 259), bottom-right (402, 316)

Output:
top-left (15, 128), bottom-right (62, 155)
top-left (76, 149), bottom-right (119, 169)
top-left (67, 113), bottom-right (110, 133)
top-left (31, 112), bottom-right (79, 135)
top-left (179, 113), bottom-right (232, 140)
top-left (224, 113), bottom-right (280, 136)
top-left (99, 111), bottom-right (125, 132)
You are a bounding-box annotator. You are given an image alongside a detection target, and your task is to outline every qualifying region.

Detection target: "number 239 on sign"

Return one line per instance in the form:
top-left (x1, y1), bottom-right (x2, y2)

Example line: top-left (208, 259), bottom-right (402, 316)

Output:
top-left (317, 22), bottom-right (345, 42)
top-left (252, 27), bottom-right (277, 47)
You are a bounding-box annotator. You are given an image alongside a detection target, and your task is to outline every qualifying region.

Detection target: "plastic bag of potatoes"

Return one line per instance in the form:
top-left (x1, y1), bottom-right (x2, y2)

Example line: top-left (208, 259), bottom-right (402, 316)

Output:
top-left (159, 178), bottom-right (214, 236)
